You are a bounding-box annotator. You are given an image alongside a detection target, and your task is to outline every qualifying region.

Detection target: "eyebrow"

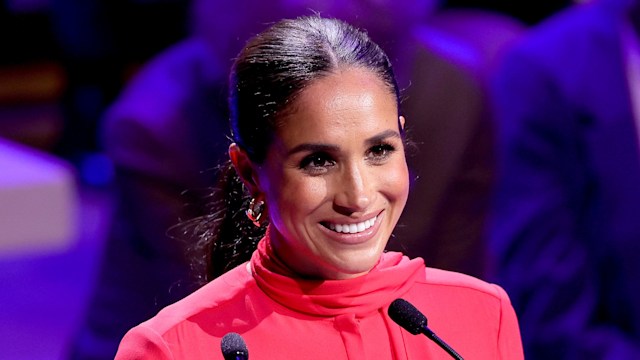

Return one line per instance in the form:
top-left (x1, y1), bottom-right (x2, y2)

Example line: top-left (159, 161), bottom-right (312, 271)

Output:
top-left (365, 129), bottom-right (401, 146)
top-left (286, 129), bottom-right (401, 156)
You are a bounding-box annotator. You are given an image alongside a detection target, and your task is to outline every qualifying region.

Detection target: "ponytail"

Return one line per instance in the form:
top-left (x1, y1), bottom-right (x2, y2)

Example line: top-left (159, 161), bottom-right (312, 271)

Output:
top-left (182, 160), bottom-right (266, 284)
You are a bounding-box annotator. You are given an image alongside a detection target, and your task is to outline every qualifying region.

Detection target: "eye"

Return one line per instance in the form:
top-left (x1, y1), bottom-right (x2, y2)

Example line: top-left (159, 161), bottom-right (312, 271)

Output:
top-left (366, 143), bottom-right (396, 164)
top-left (299, 152), bottom-right (336, 174)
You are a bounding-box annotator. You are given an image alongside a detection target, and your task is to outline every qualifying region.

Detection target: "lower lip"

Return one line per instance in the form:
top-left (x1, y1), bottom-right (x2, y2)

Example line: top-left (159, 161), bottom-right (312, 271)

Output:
top-left (318, 212), bottom-right (385, 245)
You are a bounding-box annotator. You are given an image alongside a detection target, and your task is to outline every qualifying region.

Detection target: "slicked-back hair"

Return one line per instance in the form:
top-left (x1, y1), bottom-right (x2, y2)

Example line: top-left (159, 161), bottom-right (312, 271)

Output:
top-left (229, 16), bottom-right (400, 163)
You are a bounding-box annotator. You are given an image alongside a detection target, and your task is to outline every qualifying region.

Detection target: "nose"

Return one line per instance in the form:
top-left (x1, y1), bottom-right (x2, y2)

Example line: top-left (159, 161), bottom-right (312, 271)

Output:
top-left (333, 163), bottom-right (372, 214)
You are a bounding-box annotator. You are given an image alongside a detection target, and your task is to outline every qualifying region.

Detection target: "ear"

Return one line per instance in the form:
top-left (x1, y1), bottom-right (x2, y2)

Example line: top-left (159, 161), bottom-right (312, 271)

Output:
top-left (229, 143), bottom-right (262, 195)
top-left (399, 115), bottom-right (406, 131)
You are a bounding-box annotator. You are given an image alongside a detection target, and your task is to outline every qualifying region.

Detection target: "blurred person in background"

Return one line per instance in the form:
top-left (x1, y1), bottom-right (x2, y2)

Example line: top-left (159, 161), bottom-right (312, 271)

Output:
top-left (65, 1), bottom-right (289, 358)
top-left (488, 0), bottom-right (640, 357)
top-left (49, 0), bottom-right (188, 173)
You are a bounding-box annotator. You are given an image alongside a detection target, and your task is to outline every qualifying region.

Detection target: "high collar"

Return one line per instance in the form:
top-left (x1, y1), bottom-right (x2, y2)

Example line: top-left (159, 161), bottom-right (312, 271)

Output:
top-left (250, 233), bottom-right (425, 318)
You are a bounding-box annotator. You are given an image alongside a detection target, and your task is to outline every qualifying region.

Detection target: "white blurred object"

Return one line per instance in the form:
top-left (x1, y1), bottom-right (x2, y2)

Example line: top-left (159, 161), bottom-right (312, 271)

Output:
top-left (0, 138), bottom-right (78, 256)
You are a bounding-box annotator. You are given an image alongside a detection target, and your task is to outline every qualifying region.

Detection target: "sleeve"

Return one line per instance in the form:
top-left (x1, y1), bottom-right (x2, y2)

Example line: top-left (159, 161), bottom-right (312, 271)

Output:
top-left (494, 285), bottom-right (524, 359)
top-left (488, 48), bottom-right (640, 359)
top-left (115, 325), bottom-right (174, 360)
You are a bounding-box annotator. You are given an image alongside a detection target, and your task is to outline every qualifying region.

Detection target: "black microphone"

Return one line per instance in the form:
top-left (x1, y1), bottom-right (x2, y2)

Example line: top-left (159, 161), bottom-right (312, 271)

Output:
top-left (220, 332), bottom-right (249, 360)
top-left (388, 298), bottom-right (463, 360)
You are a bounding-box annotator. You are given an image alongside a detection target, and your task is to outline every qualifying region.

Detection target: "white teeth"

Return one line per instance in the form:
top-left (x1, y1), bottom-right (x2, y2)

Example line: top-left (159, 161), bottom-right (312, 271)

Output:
top-left (326, 216), bottom-right (377, 234)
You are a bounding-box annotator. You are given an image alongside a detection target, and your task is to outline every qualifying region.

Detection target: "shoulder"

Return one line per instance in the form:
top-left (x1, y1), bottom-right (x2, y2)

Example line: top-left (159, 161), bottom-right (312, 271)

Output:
top-left (115, 264), bottom-right (258, 358)
top-left (115, 324), bottom-right (173, 360)
top-left (419, 267), bottom-right (512, 305)
top-left (121, 264), bottom-right (255, 341)
top-left (154, 263), bottom-right (255, 331)
top-left (411, 268), bottom-right (522, 354)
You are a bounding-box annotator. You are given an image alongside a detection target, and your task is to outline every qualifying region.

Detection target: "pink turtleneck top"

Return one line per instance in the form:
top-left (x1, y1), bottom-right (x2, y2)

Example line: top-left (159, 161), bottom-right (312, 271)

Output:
top-left (115, 236), bottom-right (523, 359)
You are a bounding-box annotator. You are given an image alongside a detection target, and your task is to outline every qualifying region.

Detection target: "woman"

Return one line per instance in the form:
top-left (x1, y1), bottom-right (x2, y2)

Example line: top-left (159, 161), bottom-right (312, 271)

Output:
top-left (115, 16), bottom-right (523, 359)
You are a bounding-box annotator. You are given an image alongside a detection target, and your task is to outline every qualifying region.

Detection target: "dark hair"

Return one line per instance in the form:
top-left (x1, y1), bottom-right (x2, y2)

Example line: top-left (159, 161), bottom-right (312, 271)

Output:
top-left (188, 16), bottom-right (401, 283)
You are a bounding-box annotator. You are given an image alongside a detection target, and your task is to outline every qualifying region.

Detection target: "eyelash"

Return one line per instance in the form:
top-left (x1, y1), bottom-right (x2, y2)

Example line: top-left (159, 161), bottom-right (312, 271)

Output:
top-left (299, 152), bottom-right (336, 175)
top-left (298, 142), bottom-right (397, 175)
top-left (366, 143), bottom-right (396, 163)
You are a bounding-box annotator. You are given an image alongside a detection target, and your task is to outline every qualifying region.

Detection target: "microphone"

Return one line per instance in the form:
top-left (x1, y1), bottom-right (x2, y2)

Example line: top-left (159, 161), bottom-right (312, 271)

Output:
top-left (220, 332), bottom-right (249, 360)
top-left (388, 298), bottom-right (463, 360)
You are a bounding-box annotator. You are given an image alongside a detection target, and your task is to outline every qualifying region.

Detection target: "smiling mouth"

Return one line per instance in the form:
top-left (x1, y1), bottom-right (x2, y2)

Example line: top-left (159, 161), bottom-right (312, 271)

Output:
top-left (323, 216), bottom-right (378, 234)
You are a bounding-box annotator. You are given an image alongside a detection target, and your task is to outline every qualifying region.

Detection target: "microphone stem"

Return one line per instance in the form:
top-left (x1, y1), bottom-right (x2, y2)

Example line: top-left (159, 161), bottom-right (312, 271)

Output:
top-left (422, 327), bottom-right (464, 360)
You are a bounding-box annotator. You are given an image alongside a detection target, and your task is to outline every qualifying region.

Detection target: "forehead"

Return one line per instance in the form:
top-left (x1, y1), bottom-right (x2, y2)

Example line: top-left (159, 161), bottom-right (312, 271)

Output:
top-left (275, 67), bottom-right (398, 144)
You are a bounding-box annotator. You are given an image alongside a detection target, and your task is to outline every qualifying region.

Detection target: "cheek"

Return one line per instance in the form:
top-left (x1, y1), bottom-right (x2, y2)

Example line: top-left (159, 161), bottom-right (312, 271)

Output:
top-left (270, 174), bottom-right (328, 220)
top-left (381, 160), bottom-right (410, 204)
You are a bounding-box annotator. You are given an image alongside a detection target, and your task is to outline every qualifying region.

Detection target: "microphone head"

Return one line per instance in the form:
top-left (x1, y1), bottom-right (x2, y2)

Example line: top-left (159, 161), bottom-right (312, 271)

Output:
top-left (221, 332), bottom-right (249, 360)
top-left (388, 298), bottom-right (427, 335)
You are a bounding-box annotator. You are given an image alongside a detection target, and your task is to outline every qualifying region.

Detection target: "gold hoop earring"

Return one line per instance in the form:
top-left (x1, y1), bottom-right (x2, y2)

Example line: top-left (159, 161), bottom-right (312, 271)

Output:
top-left (246, 198), bottom-right (265, 227)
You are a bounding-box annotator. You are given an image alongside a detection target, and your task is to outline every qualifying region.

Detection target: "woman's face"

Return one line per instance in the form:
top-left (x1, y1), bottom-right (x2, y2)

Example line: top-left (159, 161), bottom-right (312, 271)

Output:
top-left (255, 67), bottom-right (409, 280)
